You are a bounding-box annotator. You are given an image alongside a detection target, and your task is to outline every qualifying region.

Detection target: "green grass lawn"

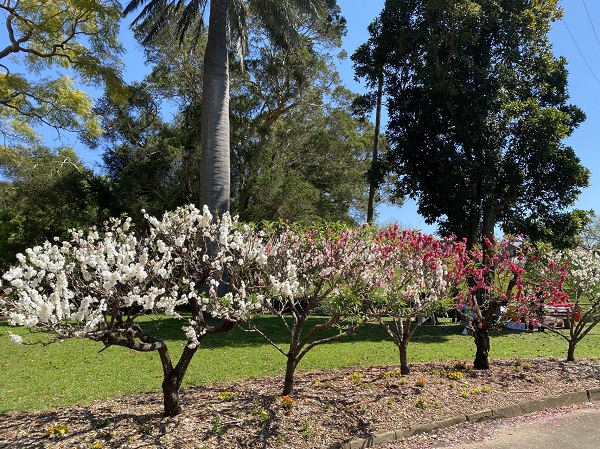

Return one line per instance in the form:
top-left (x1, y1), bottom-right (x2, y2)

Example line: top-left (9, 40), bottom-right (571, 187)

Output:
top-left (1, 316), bottom-right (599, 413)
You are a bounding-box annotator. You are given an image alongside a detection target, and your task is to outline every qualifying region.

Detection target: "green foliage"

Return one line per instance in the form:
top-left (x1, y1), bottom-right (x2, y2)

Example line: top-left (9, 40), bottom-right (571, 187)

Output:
top-left (362, 0), bottom-right (589, 247)
top-left (0, 146), bottom-right (110, 268)
top-left (102, 6), bottom-right (368, 225)
top-left (0, 0), bottom-right (124, 144)
top-left (91, 82), bottom-right (194, 224)
top-left (232, 95), bottom-right (371, 224)
top-left (230, 12), bottom-right (370, 223)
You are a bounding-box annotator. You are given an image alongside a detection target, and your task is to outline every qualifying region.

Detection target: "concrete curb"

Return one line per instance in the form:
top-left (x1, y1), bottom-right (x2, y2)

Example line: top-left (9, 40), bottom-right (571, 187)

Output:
top-left (332, 388), bottom-right (600, 449)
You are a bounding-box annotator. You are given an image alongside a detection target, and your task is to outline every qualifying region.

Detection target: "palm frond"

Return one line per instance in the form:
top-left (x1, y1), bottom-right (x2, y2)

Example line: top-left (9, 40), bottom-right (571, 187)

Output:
top-left (249, 0), bottom-right (327, 49)
top-left (178, 0), bottom-right (207, 45)
top-left (124, 0), bottom-right (208, 46)
top-left (229, 0), bottom-right (249, 66)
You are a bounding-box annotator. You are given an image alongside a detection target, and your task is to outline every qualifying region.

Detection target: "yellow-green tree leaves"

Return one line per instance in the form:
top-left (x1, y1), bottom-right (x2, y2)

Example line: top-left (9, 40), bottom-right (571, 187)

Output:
top-left (0, 0), bottom-right (124, 145)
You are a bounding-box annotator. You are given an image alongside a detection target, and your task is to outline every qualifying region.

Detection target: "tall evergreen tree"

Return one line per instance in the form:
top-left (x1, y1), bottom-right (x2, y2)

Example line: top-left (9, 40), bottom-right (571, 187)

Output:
top-left (360, 0), bottom-right (589, 249)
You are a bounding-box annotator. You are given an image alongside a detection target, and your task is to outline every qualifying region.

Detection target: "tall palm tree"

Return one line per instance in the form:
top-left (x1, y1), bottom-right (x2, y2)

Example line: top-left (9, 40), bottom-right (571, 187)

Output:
top-left (124, 0), bottom-right (327, 215)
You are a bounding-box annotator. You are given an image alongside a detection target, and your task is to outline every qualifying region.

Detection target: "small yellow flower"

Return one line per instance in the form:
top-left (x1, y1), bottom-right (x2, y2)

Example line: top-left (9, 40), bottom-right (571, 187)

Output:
top-left (45, 423), bottom-right (68, 437)
top-left (447, 371), bottom-right (464, 381)
top-left (218, 391), bottom-right (236, 402)
top-left (349, 371), bottom-right (363, 384)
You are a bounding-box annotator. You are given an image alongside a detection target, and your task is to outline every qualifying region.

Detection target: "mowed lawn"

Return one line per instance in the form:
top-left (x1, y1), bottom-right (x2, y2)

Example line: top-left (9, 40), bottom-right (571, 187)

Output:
top-left (2, 316), bottom-right (599, 413)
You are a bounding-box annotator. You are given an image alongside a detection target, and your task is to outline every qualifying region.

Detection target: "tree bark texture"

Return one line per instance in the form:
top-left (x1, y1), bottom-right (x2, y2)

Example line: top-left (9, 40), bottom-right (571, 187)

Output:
top-left (162, 371), bottom-right (184, 417)
top-left (567, 341), bottom-right (577, 362)
top-left (200, 0), bottom-right (230, 214)
top-left (282, 354), bottom-right (298, 396)
top-left (158, 345), bottom-right (198, 417)
top-left (473, 324), bottom-right (490, 370)
top-left (399, 341), bottom-right (410, 375)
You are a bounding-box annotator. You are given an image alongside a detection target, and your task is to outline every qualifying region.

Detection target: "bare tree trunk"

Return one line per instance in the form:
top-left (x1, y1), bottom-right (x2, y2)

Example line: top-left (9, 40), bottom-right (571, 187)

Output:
top-left (399, 341), bottom-right (410, 375)
top-left (162, 371), bottom-right (184, 417)
top-left (158, 345), bottom-right (197, 417)
top-left (567, 340), bottom-right (577, 362)
top-left (473, 323), bottom-right (490, 369)
top-left (367, 70), bottom-right (383, 223)
top-left (482, 208), bottom-right (496, 246)
top-left (200, 0), bottom-right (230, 214)
top-left (398, 317), bottom-right (411, 375)
top-left (282, 353), bottom-right (298, 396)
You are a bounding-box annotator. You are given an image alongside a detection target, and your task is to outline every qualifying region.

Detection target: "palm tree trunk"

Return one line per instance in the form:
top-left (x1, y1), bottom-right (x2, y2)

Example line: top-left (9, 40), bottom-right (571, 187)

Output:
top-left (201, 0), bottom-right (231, 214)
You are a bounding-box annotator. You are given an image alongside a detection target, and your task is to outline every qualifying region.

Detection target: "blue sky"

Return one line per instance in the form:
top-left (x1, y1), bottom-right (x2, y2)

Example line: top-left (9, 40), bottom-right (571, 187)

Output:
top-left (78, 1), bottom-right (600, 232)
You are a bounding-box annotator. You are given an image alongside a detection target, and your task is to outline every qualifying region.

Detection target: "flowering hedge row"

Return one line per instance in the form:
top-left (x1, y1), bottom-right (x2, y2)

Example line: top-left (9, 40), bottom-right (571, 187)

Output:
top-left (0, 204), bottom-right (594, 415)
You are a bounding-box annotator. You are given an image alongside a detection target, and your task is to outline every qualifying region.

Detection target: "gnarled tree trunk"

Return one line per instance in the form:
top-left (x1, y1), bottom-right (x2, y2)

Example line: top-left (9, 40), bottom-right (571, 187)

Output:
top-left (158, 345), bottom-right (197, 417)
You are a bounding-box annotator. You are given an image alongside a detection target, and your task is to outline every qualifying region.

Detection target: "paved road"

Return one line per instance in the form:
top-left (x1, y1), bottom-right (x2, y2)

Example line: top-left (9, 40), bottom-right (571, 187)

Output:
top-left (445, 405), bottom-right (600, 449)
top-left (378, 403), bottom-right (600, 449)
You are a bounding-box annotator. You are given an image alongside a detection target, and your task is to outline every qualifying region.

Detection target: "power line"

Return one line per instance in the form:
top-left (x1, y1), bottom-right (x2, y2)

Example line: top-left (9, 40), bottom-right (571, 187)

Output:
top-left (562, 17), bottom-right (600, 87)
top-left (582, 0), bottom-right (600, 49)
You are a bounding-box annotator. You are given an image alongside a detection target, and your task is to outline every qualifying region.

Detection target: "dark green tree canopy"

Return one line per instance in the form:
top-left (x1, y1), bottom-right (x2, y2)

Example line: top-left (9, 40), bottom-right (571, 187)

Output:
top-left (0, 146), bottom-right (111, 268)
top-left (361, 0), bottom-right (589, 248)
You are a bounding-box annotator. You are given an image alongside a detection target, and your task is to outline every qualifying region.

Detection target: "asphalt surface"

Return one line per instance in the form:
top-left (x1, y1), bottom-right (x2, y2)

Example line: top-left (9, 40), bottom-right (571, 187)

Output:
top-left (436, 404), bottom-right (600, 449)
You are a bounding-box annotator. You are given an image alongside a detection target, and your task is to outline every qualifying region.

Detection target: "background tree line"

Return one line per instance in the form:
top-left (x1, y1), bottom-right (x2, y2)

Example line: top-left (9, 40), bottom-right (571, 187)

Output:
top-left (0, 0), bottom-right (375, 268)
top-left (0, 0), bottom-right (593, 270)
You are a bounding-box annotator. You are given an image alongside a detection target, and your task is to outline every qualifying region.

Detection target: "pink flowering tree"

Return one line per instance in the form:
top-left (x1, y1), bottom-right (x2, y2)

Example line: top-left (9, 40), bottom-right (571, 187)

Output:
top-left (457, 238), bottom-right (567, 369)
top-left (531, 247), bottom-right (600, 361)
top-left (0, 205), bottom-right (269, 416)
top-left (369, 226), bottom-right (463, 375)
top-left (250, 224), bottom-right (381, 395)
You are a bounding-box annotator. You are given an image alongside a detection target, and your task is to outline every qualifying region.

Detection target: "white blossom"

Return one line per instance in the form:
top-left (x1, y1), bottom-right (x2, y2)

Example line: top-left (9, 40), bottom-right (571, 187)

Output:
top-left (8, 332), bottom-right (24, 346)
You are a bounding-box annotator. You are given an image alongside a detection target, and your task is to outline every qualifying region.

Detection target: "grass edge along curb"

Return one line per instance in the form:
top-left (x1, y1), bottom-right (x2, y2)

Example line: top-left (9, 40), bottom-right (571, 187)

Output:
top-left (333, 388), bottom-right (600, 449)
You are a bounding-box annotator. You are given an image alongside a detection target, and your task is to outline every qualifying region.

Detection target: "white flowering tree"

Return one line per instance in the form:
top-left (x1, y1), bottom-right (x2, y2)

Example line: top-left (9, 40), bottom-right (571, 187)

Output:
top-left (0, 205), bottom-right (268, 416)
top-left (534, 248), bottom-right (600, 361)
top-left (250, 224), bottom-right (381, 395)
top-left (369, 226), bottom-right (462, 375)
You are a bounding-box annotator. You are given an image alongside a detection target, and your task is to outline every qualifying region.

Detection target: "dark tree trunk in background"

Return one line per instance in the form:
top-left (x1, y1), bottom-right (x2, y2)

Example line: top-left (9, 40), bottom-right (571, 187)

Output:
top-left (367, 70), bottom-right (383, 223)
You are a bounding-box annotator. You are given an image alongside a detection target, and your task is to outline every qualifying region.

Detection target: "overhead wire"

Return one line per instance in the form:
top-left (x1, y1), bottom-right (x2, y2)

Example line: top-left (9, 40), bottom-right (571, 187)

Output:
top-left (561, 16), bottom-right (600, 87)
top-left (582, 0), bottom-right (600, 49)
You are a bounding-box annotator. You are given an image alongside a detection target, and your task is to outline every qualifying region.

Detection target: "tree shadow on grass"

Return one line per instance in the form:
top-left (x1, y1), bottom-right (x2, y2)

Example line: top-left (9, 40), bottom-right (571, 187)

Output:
top-left (410, 322), bottom-right (463, 343)
top-left (1, 315), bottom-right (464, 352)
